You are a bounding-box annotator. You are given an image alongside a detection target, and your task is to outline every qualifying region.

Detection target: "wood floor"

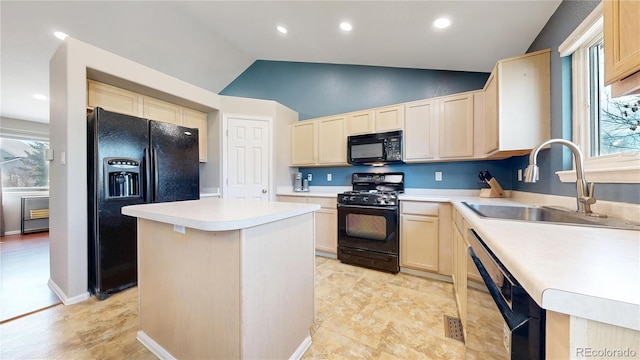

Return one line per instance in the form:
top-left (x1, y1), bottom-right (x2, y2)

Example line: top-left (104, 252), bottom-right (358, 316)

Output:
top-left (0, 232), bottom-right (61, 323)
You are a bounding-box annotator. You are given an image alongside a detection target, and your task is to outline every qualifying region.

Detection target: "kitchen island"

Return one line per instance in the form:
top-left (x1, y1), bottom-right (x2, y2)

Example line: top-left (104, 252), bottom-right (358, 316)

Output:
top-left (122, 198), bottom-right (320, 360)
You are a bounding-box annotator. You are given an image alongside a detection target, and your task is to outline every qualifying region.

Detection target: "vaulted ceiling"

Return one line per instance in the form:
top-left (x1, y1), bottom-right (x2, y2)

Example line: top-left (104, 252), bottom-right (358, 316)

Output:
top-left (0, 1), bottom-right (561, 123)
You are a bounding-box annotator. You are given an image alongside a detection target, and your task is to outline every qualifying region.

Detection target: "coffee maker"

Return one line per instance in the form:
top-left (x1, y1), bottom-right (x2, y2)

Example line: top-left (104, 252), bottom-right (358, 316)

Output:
top-left (294, 172), bottom-right (303, 192)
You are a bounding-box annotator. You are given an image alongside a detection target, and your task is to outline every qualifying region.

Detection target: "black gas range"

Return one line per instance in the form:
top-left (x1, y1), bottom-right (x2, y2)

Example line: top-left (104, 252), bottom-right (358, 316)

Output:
top-left (336, 172), bottom-right (404, 273)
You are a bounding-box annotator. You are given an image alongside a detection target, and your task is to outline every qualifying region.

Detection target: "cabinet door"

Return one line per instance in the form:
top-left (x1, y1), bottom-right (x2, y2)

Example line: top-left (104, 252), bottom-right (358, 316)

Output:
top-left (318, 115), bottom-right (347, 164)
top-left (404, 99), bottom-right (437, 161)
top-left (604, 0), bottom-right (640, 85)
top-left (87, 80), bottom-right (140, 117)
top-left (452, 224), bottom-right (468, 334)
top-left (143, 97), bottom-right (181, 124)
top-left (400, 214), bottom-right (439, 272)
top-left (182, 108), bottom-right (208, 162)
top-left (347, 110), bottom-right (374, 135)
top-left (439, 93), bottom-right (474, 158)
top-left (290, 121), bottom-right (317, 165)
top-left (314, 208), bottom-right (338, 254)
top-left (277, 195), bottom-right (308, 203)
top-left (483, 71), bottom-right (499, 154)
top-left (375, 105), bottom-right (404, 132)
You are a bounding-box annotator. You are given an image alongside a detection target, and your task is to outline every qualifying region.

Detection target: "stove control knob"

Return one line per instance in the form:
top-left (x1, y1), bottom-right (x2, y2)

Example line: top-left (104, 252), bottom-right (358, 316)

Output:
top-left (362, 196), bottom-right (369, 203)
top-left (349, 196), bottom-right (356, 202)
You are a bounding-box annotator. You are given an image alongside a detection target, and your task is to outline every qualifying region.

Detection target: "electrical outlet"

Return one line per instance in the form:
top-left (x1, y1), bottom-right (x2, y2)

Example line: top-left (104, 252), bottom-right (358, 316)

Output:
top-left (307, 174), bottom-right (312, 182)
top-left (435, 171), bottom-right (443, 181)
top-left (173, 224), bottom-right (186, 234)
top-left (517, 169), bottom-right (523, 182)
top-left (327, 173), bottom-right (332, 181)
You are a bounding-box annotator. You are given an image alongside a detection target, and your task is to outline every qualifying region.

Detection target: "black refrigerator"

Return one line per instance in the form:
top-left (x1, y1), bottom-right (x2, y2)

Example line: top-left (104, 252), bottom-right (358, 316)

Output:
top-left (87, 107), bottom-right (199, 300)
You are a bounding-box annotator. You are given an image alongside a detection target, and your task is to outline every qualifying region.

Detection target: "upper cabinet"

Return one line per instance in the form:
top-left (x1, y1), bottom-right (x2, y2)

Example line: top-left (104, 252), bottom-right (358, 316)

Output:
top-left (604, 0), bottom-right (640, 96)
top-left (142, 97), bottom-right (181, 125)
top-left (346, 110), bottom-right (375, 135)
top-left (374, 105), bottom-right (404, 132)
top-left (318, 115), bottom-right (347, 164)
top-left (404, 99), bottom-right (437, 161)
top-left (439, 92), bottom-right (475, 159)
top-left (345, 105), bottom-right (404, 135)
top-left (87, 80), bottom-right (209, 162)
top-left (290, 121), bottom-right (318, 166)
top-left (482, 49), bottom-right (550, 157)
top-left (88, 80), bottom-right (139, 117)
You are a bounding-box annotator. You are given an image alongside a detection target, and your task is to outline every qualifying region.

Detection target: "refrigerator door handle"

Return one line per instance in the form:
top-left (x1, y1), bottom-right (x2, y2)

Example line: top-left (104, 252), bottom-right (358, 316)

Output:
top-left (153, 148), bottom-right (159, 203)
top-left (144, 148), bottom-right (152, 203)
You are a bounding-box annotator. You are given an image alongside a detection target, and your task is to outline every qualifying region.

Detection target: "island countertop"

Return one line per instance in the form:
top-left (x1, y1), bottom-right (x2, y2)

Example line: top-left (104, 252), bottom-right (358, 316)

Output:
top-left (122, 197), bottom-right (320, 231)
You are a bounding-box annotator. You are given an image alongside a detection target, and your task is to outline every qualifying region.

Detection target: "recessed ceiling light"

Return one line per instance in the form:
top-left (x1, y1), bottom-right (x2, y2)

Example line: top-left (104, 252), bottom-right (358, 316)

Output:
top-left (433, 18), bottom-right (451, 29)
top-left (54, 31), bottom-right (68, 40)
top-left (33, 94), bottom-right (48, 100)
top-left (277, 26), bottom-right (288, 34)
top-left (340, 22), bottom-right (352, 32)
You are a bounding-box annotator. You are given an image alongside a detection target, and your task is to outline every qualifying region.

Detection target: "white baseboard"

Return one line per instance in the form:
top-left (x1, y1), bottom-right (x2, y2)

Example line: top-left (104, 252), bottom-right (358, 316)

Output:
top-left (137, 331), bottom-right (176, 360)
top-left (2, 230), bottom-right (21, 236)
top-left (289, 334), bottom-right (312, 360)
top-left (315, 250), bottom-right (337, 259)
top-left (48, 279), bottom-right (90, 305)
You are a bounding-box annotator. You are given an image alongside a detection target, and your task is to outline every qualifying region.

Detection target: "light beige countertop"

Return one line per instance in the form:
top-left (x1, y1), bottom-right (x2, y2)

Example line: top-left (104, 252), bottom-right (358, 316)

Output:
top-left (448, 195), bottom-right (639, 331)
top-left (122, 197), bottom-right (320, 231)
top-left (278, 187), bottom-right (639, 330)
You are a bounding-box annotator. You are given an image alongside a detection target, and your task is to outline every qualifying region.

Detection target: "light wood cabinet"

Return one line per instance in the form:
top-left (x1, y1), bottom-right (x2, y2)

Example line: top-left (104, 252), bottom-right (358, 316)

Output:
top-left (374, 105), bottom-right (404, 132)
top-left (87, 80), bottom-right (140, 117)
top-left (87, 80), bottom-right (209, 162)
top-left (605, 0), bottom-right (640, 96)
top-left (452, 223), bottom-right (468, 334)
top-left (143, 97), bottom-right (181, 125)
top-left (482, 49), bottom-right (551, 156)
top-left (317, 115), bottom-right (347, 164)
top-left (400, 201), bottom-right (439, 273)
top-left (278, 195), bottom-right (337, 255)
top-left (346, 110), bottom-right (375, 135)
top-left (439, 92), bottom-right (474, 158)
top-left (404, 99), bottom-right (437, 161)
top-left (604, 0), bottom-right (640, 85)
top-left (289, 121), bottom-right (317, 166)
top-left (182, 108), bottom-right (208, 162)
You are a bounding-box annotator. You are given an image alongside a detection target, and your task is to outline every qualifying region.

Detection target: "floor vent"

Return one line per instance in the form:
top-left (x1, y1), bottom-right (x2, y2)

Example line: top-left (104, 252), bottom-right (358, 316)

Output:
top-left (444, 315), bottom-right (464, 342)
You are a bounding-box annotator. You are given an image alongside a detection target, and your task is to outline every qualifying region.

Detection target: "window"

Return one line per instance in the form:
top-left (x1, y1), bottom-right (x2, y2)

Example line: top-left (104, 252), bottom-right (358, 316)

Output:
top-left (0, 137), bottom-right (50, 189)
top-left (558, 4), bottom-right (640, 183)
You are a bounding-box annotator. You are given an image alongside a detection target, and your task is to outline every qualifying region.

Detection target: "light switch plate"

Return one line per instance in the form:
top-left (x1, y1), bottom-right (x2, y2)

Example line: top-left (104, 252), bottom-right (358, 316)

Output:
top-left (435, 171), bottom-right (443, 181)
top-left (327, 173), bottom-right (332, 181)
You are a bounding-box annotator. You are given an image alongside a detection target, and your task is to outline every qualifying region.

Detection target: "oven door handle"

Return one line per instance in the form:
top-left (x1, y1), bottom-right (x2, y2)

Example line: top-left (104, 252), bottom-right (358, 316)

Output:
top-left (337, 204), bottom-right (397, 211)
top-left (468, 247), bottom-right (530, 331)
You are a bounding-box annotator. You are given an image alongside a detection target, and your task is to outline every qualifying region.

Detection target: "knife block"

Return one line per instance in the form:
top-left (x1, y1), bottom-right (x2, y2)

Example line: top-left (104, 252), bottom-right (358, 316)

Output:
top-left (479, 178), bottom-right (505, 198)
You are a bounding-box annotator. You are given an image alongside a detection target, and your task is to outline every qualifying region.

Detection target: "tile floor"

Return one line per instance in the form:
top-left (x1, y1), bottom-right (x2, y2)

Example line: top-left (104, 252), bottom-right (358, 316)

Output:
top-left (0, 257), bottom-right (464, 359)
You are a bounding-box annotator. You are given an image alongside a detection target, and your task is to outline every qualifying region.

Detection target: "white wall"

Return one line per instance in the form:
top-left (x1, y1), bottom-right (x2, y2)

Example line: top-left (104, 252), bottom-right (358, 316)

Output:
top-left (49, 38), bottom-right (221, 304)
top-left (218, 96), bottom-right (298, 198)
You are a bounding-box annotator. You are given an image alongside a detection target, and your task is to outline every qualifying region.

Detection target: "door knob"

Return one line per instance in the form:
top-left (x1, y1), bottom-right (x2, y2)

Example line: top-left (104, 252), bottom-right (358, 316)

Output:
top-left (262, 189), bottom-right (267, 194)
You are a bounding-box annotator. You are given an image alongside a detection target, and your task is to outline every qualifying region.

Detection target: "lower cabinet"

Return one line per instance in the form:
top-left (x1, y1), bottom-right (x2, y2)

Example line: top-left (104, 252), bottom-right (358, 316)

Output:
top-left (278, 195), bottom-right (337, 255)
top-left (400, 201), bottom-right (440, 273)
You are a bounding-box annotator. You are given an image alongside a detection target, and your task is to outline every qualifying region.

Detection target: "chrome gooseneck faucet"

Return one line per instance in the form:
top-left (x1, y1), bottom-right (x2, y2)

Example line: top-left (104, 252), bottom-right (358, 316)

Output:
top-left (524, 139), bottom-right (596, 214)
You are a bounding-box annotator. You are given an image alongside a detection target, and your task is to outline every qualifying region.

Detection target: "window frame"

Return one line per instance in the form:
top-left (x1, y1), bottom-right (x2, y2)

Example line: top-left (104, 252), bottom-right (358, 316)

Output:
top-left (557, 3), bottom-right (640, 184)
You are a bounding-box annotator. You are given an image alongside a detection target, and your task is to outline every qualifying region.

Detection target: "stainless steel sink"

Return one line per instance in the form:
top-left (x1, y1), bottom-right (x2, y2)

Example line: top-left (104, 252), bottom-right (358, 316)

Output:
top-left (462, 202), bottom-right (640, 231)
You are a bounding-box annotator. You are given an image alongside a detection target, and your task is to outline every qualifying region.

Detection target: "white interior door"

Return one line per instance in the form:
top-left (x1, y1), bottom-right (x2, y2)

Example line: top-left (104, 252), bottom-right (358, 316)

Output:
top-left (225, 116), bottom-right (271, 200)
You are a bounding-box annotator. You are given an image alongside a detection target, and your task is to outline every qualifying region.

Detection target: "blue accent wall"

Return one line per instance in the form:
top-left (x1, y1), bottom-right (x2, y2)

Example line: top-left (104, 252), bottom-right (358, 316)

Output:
top-left (220, 0), bottom-right (638, 204)
top-left (221, 61), bottom-right (489, 120)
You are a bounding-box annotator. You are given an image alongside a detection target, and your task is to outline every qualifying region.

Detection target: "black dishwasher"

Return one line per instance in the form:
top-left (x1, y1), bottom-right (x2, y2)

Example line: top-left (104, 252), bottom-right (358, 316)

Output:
top-left (465, 229), bottom-right (545, 360)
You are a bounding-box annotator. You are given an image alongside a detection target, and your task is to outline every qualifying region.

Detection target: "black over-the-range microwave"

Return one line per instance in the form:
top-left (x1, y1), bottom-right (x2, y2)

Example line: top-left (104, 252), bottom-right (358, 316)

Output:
top-left (347, 130), bottom-right (403, 165)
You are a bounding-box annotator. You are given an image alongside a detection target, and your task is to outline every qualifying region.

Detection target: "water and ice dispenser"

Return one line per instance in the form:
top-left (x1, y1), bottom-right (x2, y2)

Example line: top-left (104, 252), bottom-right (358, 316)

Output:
top-left (104, 158), bottom-right (141, 199)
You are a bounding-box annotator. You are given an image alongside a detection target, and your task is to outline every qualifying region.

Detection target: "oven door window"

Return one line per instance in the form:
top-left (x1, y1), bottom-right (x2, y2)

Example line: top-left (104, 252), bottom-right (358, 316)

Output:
top-left (346, 213), bottom-right (387, 240)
